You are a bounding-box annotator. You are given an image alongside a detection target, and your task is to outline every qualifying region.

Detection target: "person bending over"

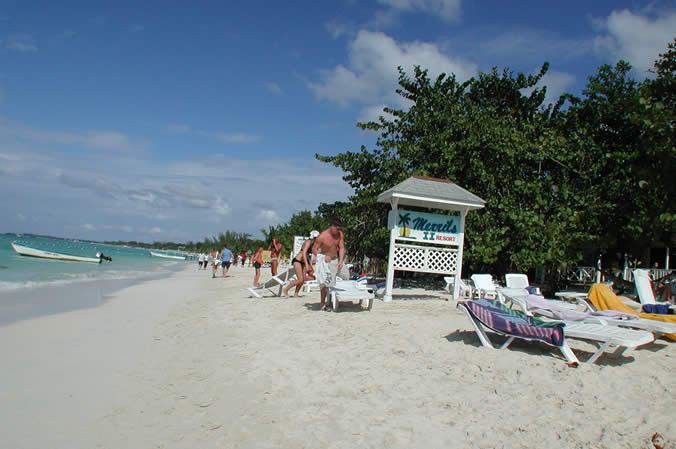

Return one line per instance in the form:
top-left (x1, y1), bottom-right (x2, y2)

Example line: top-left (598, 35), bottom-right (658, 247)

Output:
top-left (313, 219), bottom-right (344, 311)
top-left (283, 230), bottom-right (319, 297)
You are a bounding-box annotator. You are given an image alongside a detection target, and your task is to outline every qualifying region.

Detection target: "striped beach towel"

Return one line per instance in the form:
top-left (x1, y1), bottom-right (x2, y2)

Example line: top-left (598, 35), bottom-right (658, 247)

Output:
top-left (460, 298), bottom-right (565, 347)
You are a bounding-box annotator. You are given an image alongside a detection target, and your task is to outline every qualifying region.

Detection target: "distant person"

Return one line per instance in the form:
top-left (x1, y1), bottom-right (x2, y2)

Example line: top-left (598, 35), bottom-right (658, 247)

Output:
top-left (206, 250), bottom-right (213, 273)
top-left (283, 230), bottom-right (319, 297)
top-left (313, 219), bottom-right (345, 311)
top-left (252, 247), bottom-right (264, 286)
top-left (241, 252), bottom-right (247, 267)
top-left (221, 245), bottom-right (233, 277)
top-left (198, 252), bottom-right (205, 269)
top-left (210, 248), bottom-right (219, 278)
top-left (268, 237), bottom-right (283, 276)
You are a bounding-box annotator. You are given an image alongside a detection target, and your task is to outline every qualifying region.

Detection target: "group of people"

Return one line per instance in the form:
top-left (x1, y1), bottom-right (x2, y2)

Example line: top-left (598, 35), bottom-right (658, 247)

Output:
top-left (280, 219), bottom-right (345, 311)
top-left (196, 245), bottom-right (244, 278)
top-left (195, 219), bottom-right (345, 311)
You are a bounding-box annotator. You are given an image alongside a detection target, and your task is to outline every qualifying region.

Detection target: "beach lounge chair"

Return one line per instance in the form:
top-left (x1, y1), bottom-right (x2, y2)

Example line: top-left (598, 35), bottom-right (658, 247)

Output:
top-left (505, 273), bottom-right (529, 289)
top-left (329, 279), bottom-right (375, 312)
top-left (632, 269), bottom-right (674, 311)
top-left (459, 297), bottom-right (654, 365)
top-left (247, 266), bottom-right (297, 298)
top-left (499, 287), bottom-right (676, 341)
top-left (444, 276), bottom-right (474, 299)
top-left (587, 283), bottom-right (676, 341)
top-left (470, 274), bottom-right (499, 299)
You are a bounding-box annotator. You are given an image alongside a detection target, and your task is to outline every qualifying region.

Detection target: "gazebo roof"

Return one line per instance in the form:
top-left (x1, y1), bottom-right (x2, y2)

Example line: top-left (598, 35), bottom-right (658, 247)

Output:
top-left (377, 176), bottom-right (485, 211)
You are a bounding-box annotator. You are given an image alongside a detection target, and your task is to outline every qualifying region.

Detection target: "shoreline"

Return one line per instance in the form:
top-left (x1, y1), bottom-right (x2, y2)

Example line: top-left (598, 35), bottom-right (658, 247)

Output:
top-left (0, 264), bottom-right (674, 448)
top-left (0, 261), bottom-right (190, 326)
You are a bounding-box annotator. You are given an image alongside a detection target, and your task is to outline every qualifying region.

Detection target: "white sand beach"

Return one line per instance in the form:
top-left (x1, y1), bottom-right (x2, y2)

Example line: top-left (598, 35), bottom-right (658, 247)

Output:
top-left (1, 264), bottom-right (674, 449)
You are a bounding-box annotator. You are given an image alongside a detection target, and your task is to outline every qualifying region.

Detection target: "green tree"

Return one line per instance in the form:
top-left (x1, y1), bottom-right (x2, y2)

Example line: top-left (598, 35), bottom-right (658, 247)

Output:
top-left (319, 65), bottom-right (591, 276)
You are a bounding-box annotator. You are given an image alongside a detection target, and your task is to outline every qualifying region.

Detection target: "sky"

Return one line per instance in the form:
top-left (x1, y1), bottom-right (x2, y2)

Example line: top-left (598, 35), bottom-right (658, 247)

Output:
top-left (1, 0), bottom-right (674, 243)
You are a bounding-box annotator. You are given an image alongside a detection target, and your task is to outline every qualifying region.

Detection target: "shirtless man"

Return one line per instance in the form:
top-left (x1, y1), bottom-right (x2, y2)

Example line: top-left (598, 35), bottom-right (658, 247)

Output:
top-left (312, 219), bottom-right (345, 311)
top-left (268, 237), bottom-right (283, 276)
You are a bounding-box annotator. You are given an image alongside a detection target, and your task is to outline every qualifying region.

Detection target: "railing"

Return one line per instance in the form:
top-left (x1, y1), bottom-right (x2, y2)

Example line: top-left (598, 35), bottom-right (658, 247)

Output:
top-left (562, 266), bottom-right (673, 284)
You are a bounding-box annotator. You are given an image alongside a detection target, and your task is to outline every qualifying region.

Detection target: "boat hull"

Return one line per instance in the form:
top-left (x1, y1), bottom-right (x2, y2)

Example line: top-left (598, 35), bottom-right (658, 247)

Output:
top-left (11, 242), bottom-right (102, 263)
top-left (149, 251), bottom-right (186, 260)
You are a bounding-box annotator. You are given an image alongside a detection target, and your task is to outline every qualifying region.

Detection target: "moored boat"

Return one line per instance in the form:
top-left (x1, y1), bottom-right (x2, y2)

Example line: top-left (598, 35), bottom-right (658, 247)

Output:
top-left (10, 242), bottom-right (107, 263)
top-left (149, 251), bottom-right (186, 260)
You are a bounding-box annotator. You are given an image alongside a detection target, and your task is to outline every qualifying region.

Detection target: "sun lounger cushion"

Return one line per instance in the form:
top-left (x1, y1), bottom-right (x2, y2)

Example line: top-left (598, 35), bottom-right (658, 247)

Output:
top-left (459, 299), bottom-right (565, 347)
top-left (588, 283), bottom-right (676, 340)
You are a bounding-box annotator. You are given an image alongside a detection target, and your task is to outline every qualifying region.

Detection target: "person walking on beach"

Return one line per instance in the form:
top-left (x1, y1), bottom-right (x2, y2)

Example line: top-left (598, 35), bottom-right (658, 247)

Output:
top-left (252, 247), bottom-right (263, 286)
top-left (313, 219), bottom-right (345, 311)
top-left (268, 237), bottom-right (283, 276)
top-left (211, 249), bottom-right (219, 278)
top-left (241, 252), bottom-right (247, 267)
top-left (221, 244), bottom-right (233, 277)
top-left (283, 230), bottom-right (319, 297)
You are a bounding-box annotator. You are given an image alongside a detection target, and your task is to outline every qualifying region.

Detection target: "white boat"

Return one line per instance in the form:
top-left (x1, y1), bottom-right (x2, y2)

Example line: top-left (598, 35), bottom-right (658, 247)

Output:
top-left (149, 251), bottom-right (186, 260)
top-left (10, 242), bottom-right (104, 263)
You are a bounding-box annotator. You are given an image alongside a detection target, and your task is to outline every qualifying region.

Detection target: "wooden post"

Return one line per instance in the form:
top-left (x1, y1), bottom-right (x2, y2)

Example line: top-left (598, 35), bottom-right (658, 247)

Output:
top-left (384, 199), bottom-right (399, 302)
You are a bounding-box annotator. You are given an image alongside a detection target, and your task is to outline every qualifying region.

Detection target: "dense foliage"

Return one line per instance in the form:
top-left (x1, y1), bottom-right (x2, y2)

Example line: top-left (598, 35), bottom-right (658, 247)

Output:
top-left (317, 39), bottom-right (675, 278)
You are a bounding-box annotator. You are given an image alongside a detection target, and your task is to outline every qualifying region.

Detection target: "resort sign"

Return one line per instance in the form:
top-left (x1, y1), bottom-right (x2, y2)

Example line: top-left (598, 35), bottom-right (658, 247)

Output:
top-left (388, 209), bottom-right (461, 246)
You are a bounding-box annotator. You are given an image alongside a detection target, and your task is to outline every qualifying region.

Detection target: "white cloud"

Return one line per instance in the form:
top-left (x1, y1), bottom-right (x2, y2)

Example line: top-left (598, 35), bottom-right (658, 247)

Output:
top-left (0, 119), bottom-right (353, 242)
top-left (357, 103), bottom-right (396, 124)
top-left (199, 130), bottom-right (261, 143)
top-left (0, 117), bottom-right (146, 153)
top-left (3, 33), bottom-right (37, 52)
top-left (593, 9), bottom-right (676, 76)
top-left (521, 68), bottom-right (576, 106)
top-left (376, 0), bottom-right (462, 22)
top-left (81, 223), bottom-right (96, 231)
top-left (256, 209), bottom-right (281, 224)
top-left (309, 30), bottom-right (477, 110)
top-left (264, 82), bottom-right (283, 95)
top-left (326, 21), bottom-right (352, 39)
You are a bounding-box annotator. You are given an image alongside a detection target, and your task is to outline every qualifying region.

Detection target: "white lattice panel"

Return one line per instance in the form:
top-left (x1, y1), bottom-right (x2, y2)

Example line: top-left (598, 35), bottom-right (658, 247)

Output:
top-left (393, 243), bottom-right (458, 275)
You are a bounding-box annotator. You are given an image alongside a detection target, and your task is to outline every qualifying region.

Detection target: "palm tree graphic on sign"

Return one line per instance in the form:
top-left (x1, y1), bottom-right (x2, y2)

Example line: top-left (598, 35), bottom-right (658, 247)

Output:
top-left (398, 212), bottom-right (411, 237)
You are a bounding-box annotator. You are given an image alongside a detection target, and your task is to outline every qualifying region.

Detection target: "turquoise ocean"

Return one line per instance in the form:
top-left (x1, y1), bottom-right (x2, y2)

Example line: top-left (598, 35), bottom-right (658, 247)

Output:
top-left (0, 234), bottom-right (192, 325)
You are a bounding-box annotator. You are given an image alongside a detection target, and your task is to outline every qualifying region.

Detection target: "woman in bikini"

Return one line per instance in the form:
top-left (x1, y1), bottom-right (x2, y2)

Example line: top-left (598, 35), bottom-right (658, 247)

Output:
top-left (283, 231), bottom-right (319, 297)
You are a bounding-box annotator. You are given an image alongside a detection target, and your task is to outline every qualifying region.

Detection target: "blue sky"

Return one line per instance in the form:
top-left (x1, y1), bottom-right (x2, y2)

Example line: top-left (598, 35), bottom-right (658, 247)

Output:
top-left (1, 0), bottom-right (674, 243)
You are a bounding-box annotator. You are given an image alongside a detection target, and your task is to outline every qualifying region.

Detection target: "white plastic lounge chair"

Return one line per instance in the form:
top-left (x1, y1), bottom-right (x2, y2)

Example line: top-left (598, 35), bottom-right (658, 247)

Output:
top-left (509, 288), bottom-right (676, 338)
top-left (459, 297), bottom-right (654, 365)
top-left (633, 269), bottom-right (657, 305)
top-left (329, 280), bottom-right (375, 312)
top-left (457, 299), bottom-right (579, 366)
top-left (505, 273), bottom-right (529, 289)
top-left (444, 276), bottom-right (474, 299)
top-left (247, 266), bottom-right (297, 298)
top-left (470, 274), bottom-right (499, 299)
top-left (498, 289), bottom-right (657, 359)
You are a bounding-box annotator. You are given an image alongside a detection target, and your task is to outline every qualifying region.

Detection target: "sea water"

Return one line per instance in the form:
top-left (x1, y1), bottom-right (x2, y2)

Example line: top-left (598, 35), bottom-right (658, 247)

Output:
top-left (0, 234), bottom-right (192, 325)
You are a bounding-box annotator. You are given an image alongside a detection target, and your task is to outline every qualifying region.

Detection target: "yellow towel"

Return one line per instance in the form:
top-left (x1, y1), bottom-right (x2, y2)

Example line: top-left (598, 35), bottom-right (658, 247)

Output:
top-left (588, 283), bottom-right (676, 340)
